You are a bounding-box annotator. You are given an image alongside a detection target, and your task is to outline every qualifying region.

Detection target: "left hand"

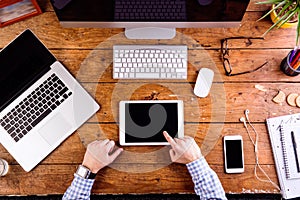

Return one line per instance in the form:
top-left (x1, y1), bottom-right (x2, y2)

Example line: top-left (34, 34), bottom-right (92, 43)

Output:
top-left (82, 139), bottom-right (123, 173)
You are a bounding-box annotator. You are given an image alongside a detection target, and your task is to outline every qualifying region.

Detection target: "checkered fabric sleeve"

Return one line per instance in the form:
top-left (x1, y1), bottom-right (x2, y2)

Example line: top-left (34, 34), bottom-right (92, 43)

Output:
top-left (63, 174), bottom-right (95, 200)
top-left (186, 157), bottom-right (227, 200)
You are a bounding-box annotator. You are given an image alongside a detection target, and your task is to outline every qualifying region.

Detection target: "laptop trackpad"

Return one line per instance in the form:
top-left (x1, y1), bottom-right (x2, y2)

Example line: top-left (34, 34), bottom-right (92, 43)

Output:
top-left (39, 114), bottom-right (72, 146)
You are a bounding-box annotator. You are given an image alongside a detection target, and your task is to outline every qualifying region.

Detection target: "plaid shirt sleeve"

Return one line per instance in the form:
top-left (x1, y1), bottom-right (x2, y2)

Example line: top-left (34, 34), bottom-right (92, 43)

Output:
top-left (63, 174), bottom-right (95, 200)
top-left (186, 157), bottom-right (227, 200)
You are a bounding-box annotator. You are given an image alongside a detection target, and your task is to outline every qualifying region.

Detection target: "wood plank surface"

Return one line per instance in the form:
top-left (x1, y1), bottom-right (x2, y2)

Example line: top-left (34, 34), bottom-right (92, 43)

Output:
top-left (0, 0), bottom-right (298, 196)
top-left (78, 82), bottom-right (300, 123)
top-left (0, 163), bottom-right (279, 195)
top-left (42, 49), bottom-right (297, 83)
top-left (0, 123), bottom-right (275, 165)
top-left (0, 122), bottom-right (281, 195)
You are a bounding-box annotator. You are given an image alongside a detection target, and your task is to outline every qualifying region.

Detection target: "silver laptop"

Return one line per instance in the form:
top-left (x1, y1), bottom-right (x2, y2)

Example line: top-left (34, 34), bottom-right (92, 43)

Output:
top-left (0, 29), bottom-right (99, 172)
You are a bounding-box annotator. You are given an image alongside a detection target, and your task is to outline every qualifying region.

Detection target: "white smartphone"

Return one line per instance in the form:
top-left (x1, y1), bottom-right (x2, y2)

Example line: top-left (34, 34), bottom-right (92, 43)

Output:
top-left (223, 135), bottom-right (244, 173)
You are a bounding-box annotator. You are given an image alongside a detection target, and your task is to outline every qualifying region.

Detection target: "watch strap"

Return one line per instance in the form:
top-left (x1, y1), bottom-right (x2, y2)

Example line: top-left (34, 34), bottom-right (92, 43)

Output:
top-left (87, 170), bottom-right (97, 179)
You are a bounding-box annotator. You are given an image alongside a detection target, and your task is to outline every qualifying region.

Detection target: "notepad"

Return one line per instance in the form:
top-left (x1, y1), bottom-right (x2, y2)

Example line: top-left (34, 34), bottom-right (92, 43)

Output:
top-left (266, 113), bottom-right (300, 199)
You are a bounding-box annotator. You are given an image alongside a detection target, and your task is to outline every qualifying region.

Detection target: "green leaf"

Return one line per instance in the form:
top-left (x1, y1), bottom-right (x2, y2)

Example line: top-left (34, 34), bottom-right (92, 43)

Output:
top-left (257, 1), bottom-right (287, 21)
top-left (277, 1), bottom-right (293, 17)
top-left (256, 0), bottom-right (287, 4)
top-left (277, 9), bottom-right (297, 28)
top-left (297, 8), bottom-right (300, 45)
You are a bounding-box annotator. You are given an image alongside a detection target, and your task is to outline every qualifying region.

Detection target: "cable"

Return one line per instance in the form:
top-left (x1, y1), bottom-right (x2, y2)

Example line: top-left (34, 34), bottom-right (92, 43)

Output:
top-left (242, 110), bottom-right (281, 191)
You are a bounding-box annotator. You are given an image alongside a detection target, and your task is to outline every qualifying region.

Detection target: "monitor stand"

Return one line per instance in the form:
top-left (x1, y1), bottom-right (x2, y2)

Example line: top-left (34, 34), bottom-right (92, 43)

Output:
top-left (125, 27), bottom-right (176, 39)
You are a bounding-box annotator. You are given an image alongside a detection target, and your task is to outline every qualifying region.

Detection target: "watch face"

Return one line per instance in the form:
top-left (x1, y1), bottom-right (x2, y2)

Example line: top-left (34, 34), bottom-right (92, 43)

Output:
top-left (77, 165), bottom-right (89, 178)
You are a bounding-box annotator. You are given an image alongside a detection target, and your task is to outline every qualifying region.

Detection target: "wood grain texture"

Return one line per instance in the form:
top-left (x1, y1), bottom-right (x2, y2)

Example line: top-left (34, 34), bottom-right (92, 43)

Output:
top-left (0, 163), bottom-right (279, 195)
top-left (78, 82), bottom-right (300, 123)
top-left (0, 0), bottom-right (297, 196)
top-left (0, 123), bottom-right (274, 164)
top-left (40, 49), bottom-right (296, 83)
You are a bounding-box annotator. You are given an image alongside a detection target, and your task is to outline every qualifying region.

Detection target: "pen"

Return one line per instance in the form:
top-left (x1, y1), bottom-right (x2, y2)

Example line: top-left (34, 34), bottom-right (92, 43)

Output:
top-left (294, 61), bottom-right (300, 70)
top-left (291, 131), bottom-right (300, 173)
top-left (291, 50), bottom-right (300, 67)
top-left (289, 46), bottom-right (298, 63)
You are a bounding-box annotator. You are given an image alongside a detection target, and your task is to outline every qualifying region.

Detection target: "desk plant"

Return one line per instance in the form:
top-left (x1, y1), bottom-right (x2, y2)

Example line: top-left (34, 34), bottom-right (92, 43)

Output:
top-left (257, 0), bottom-right (300, 44)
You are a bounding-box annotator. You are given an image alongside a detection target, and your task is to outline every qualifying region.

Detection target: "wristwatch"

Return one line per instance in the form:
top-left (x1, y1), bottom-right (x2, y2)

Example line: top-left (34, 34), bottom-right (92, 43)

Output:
top-left (75, 165), bottom-right (97, 179)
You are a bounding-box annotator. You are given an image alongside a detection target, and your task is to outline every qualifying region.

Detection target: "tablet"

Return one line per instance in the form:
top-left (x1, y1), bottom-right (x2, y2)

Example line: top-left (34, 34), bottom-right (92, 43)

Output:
top-left (119, 100), bottom-right (184, 146)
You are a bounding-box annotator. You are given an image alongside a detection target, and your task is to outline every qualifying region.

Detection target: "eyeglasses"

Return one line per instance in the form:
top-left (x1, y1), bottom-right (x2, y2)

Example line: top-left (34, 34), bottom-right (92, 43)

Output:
top-left (221, 37), bottom-right (268, 76)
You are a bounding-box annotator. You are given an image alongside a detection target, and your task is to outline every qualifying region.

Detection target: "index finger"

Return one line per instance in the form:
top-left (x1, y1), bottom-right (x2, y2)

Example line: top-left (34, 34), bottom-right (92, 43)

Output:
top-left (163, 131), bottom-right (176, 148)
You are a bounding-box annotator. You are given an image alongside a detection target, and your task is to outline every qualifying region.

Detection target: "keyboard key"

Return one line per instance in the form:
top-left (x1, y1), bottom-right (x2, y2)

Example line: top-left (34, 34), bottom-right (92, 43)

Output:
top-left (59, 88), bottom-right (68, 96)
top-left (7, 127), bottom-right (15, 133)
top-left (55, 101), bottom-right (61, 106)
top-left (135, 73), bottom-right (160, 78)
top-left (11, 132), bottom-right (16, 138)
top-left (26, 125), bottom-right (32, 132)
top-left (4, 117), bottom-right (9, 123)
top-left (31, 108), bottom-right (52, 127)
top-left (50, 104), bottom-right (57, 110)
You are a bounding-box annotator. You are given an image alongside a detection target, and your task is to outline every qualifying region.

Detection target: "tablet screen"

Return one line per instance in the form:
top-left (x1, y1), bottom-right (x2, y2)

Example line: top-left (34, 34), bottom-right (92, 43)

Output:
top-left (124, 102), bottom-right (179, 143)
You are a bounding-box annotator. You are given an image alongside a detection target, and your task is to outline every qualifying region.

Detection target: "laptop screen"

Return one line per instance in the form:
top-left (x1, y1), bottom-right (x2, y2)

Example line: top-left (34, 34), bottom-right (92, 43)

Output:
top-left (0, 30), bottom-right (56, 112)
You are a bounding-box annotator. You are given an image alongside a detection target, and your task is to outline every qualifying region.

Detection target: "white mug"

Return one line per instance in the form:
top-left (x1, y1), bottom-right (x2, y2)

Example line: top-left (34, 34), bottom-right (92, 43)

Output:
top-left (0, 158), bottom-right (9, 176)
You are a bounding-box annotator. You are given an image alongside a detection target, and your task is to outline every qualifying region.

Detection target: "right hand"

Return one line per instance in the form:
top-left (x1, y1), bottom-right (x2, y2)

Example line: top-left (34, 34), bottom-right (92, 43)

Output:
top-left (163, 131), bottom-right (202, 164)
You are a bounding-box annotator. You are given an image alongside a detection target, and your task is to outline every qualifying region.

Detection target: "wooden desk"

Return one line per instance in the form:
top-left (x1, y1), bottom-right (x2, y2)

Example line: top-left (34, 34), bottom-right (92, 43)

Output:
top-left (0, 0), bottom-right (298, 196)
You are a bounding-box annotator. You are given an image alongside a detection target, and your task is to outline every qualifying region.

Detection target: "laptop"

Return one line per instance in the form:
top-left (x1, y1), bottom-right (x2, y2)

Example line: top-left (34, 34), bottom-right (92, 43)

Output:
top-left (0, 29), bottom-right (100, 172)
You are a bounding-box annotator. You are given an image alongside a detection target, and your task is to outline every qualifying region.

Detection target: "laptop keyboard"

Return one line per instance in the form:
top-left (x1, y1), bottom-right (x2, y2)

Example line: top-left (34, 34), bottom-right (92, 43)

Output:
top-left (0, 73), bottom-right (72, 142)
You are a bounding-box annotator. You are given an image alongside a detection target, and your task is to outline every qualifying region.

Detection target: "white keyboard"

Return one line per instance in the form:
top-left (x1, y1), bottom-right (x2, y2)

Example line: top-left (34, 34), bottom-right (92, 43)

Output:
top-left (113, 45), bottom-right (187, 79)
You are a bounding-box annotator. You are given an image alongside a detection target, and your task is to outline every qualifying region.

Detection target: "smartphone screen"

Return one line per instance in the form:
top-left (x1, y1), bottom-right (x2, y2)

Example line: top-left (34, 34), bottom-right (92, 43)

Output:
top-left (224, 136), bottom-right (244, 173)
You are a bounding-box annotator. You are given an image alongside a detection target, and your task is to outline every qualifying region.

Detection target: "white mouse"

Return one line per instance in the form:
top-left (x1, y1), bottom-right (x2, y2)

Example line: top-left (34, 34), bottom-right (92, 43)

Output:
top-left (193, 68), bottom-right (214, 98)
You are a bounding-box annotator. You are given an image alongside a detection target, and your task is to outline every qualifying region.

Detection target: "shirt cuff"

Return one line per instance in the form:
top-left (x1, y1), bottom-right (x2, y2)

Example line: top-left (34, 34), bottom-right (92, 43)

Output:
top-left (186, 157), bottom-right (210, 178)
top-left (73, 173), bottom-right (95, 190)
top-left (62, 174), bottom-right (95, 200)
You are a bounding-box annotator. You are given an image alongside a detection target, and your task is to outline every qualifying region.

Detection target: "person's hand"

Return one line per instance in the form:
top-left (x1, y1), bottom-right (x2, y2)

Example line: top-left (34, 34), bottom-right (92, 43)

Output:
top-left (163, 131), bottom-right (202, 164)
top-left (82, 139), bottom-right (123, 173)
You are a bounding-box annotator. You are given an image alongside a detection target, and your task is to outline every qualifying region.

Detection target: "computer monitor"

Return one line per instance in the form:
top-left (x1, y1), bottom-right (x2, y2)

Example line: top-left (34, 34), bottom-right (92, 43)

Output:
top-left (51, 0), bottom-right (250, 39)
